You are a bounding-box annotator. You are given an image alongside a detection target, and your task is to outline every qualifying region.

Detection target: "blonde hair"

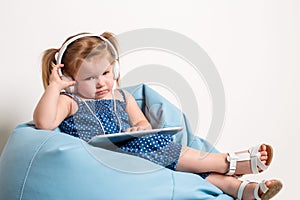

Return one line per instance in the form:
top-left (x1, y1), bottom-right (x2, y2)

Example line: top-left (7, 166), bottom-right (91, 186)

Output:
top-left (41, 32), bottom-right (119, 89)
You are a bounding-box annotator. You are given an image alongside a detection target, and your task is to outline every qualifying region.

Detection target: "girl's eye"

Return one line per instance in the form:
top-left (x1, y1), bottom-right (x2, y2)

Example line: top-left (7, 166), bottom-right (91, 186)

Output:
top-left (85, 77), bottom-right (96, 81)
top-left (103, 70), bottom-right (110, 76)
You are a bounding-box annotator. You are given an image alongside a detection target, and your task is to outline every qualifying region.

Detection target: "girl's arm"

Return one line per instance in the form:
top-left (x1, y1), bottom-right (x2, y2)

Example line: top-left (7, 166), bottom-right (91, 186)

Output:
top-left (33, 64), bottom-right (76, 130)
top-left (124, 91), bottom-right (152, 132)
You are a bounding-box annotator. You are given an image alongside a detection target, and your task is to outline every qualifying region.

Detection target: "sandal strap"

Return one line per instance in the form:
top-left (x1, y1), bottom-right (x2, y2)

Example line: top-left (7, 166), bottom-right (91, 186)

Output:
top-left (227, 144), bottom-right (270, 175)
top-left (226, 153), bottom-right (238, 175)
top-left (237, 181), bottom-right (250, 200)
top-left (254, 182), bottom-right (261, 200)
top-left (238, 180), bottom-right (274, 200)
top-left (249, 144), bottom-right (269, 174)
top-left (254, 180), bottom-right (269, 200)
top-left (226, 152), bottom-right (250, 175)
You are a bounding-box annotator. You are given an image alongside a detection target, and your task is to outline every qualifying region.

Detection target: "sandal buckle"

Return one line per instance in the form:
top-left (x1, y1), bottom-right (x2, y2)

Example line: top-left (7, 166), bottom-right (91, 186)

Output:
top-left (226, 153), bottom-right (238, 175)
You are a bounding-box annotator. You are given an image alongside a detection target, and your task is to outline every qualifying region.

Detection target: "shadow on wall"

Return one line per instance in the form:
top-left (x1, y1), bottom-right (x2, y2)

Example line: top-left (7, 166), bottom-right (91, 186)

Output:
top-left (0, 122), bottom-right (16, 155)
top-left (0, 98), bottom-right (35, 155)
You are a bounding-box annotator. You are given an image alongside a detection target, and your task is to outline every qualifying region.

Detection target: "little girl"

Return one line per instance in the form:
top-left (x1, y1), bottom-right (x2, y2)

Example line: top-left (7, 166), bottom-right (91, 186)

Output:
top-left (33, 32), bottom-right (282, 200)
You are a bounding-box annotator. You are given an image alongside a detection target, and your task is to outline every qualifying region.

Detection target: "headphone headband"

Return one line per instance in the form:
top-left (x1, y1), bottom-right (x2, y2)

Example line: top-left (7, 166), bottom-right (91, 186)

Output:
top-left (56, 33), bottom-right (120, 81)
top-left (56, 33), bottom-right (118, 65)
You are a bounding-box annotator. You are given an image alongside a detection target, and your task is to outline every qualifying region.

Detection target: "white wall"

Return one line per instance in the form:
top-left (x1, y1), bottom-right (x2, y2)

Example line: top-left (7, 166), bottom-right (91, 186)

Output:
top-left (0, 0), bottom-right (298, 199)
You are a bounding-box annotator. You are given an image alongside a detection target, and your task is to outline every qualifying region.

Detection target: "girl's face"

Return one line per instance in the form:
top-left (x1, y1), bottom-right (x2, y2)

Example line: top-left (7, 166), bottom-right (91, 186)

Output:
top-left (74, 55), bottom-right (115, 100)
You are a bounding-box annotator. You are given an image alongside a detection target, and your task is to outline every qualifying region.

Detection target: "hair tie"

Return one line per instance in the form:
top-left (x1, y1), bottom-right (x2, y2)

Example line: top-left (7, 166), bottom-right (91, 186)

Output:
top-left (57, 48), bottom-right (60, 53)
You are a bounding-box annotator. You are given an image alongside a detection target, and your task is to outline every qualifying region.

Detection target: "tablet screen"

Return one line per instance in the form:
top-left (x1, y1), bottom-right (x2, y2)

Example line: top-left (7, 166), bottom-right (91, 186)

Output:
top-left (88, 126), bottom-right (183, 148)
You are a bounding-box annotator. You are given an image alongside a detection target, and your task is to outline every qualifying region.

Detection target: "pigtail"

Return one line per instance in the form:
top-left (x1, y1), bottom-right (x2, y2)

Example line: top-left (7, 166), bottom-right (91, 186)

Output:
top-left (101, 31), bottom-right (119, 56)
top-left (41, 48), bottom-right (58, 89)
top-left (101, 31), bottom-right (121, 85)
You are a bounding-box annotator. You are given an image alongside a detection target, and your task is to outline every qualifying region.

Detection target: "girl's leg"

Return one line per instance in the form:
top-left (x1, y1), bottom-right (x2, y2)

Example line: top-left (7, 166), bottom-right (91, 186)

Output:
top-left (119, 134), bottom-right (269, 175)
top-left (207, 173), bottom-right (241, 198)
top-left (176, 145), bottom-right (269, 175)
top-left (176, 146), bottom-right (229, 174)
top-left (206, 173), bottom-right (281, 200)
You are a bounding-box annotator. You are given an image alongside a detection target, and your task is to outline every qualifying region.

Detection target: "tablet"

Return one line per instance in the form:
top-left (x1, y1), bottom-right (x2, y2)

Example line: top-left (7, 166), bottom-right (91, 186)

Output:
top-left (88, 126), bottom-right (183, 148)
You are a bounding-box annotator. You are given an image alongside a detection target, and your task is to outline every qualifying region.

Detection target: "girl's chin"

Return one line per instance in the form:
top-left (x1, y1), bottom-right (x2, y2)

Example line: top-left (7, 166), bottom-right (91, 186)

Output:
top-left (76, 93), bottom-right (96, 100)
top-left (78, 93), bottom-right (112, 100)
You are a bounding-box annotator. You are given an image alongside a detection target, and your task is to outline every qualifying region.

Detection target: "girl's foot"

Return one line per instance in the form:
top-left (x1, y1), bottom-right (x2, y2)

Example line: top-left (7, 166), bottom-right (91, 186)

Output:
top-left (237, 179), bottom-right (282, 200)
top-left (226, 144), bottom-right (273, 176)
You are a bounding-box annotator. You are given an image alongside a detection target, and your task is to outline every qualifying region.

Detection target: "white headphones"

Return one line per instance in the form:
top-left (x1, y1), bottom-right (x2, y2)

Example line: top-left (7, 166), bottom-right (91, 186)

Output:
top-left (56, 33), bottom-right (120, 93)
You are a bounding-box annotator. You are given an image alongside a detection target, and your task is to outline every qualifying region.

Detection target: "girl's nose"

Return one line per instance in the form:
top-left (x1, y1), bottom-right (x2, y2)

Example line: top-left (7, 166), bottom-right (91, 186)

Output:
top-left (96, 77), bottom-right (104, 87)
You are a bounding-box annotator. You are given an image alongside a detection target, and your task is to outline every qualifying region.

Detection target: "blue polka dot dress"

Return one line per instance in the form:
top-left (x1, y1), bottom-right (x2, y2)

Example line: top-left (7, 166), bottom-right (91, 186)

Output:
top-left (59, 90), bottom-right (182, 170)
top-left (59, 91), bottom-right (131, 141)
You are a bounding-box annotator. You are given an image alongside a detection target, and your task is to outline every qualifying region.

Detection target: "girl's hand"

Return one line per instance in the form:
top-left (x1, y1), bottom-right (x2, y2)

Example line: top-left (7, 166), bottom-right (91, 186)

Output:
top-left (49, 64), bottom-right (76, 91)
top-left (126, 126), bottom-right (149, 132)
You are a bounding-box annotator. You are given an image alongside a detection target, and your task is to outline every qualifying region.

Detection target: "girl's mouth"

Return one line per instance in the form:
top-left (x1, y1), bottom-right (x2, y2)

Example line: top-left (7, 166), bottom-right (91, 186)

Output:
top-left (96, 89), bottom-right (108, 95)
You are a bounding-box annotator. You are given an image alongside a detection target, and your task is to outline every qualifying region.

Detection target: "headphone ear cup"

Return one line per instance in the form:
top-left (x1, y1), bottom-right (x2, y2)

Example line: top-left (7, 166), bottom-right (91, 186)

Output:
top-left (67, 85), bottom-right (76, 93)
top-left (113, 61), bottom-right (120, 80)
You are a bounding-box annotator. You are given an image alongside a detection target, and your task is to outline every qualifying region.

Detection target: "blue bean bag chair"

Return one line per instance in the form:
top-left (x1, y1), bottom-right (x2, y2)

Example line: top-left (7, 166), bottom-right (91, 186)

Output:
top-left (0, 84), bottom-right (233, 200)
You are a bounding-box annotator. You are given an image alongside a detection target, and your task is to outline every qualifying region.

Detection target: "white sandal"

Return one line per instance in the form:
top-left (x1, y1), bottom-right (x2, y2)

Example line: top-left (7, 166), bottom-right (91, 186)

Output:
top-left (237, 180), bottom-right (282, 200)
top-left (226, 144), bottom-right (273, 176)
